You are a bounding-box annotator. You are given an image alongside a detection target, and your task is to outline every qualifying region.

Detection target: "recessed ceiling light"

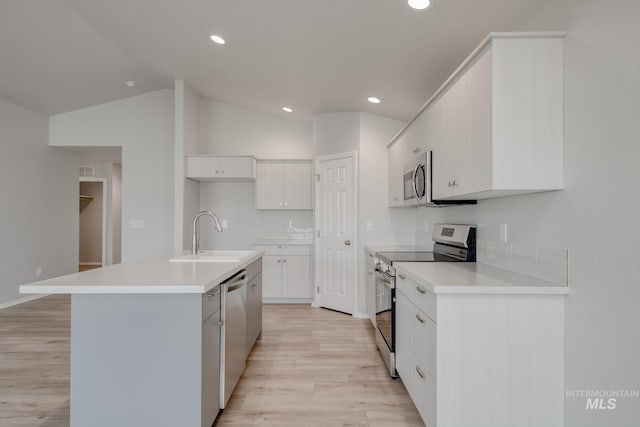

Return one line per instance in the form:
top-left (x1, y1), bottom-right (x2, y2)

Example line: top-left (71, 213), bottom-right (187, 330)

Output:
top-left (408, 0), bottom-right (431, 10)
top-left (125, 80), bottom-right (136, 88)
top-left (368, 97), bottom-right (381, 104)
top-left (210, 35), bottom-right (226, 45)
top-left (282, 107), bottom-right (293, 113)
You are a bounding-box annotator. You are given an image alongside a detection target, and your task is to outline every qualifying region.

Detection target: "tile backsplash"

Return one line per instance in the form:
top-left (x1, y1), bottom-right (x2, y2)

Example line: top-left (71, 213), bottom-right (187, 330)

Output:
top-left (477, 240), bottom-right (569, 285)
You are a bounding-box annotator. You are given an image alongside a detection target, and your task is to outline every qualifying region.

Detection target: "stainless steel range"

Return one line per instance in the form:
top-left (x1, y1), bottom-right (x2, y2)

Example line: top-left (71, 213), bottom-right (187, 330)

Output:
top-left (374, 223), bottom-right (476, 377)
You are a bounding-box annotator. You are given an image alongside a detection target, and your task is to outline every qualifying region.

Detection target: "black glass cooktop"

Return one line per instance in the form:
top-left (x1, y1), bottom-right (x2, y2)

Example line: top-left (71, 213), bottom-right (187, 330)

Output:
top-left (376, 251), bottom-right (462, 264)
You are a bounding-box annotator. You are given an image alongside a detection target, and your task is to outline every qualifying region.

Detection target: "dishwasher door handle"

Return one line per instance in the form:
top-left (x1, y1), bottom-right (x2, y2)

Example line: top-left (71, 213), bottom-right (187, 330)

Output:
top-left (227, 282), bottom-right (245, 293)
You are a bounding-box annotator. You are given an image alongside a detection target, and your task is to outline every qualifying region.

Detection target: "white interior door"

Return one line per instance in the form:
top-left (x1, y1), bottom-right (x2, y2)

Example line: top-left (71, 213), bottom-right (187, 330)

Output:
top-left (316, 154), bottom-right (356, 314)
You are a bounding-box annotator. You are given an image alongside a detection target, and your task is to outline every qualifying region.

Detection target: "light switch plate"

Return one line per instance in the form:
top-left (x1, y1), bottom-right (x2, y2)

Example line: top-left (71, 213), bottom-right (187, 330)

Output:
top-left (129, 220), bottom-right (144, 229)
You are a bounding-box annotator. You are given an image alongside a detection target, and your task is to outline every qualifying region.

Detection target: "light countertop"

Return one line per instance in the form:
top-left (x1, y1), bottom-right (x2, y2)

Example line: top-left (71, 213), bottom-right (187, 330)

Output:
top-left (395, 262), bottom-right (569, 295)
top-left (20, 250), bottom-right (263, 295)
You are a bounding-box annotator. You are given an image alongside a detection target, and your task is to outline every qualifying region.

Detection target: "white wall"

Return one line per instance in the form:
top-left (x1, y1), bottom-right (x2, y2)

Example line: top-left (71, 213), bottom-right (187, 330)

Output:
top-left (175, 80), bottom-right (202, 251)
top-left (357, 113), bottom-right (417, 314)
top-left (196, 98), bottom-right (314, 251)
top-left (200, 99), bottom-right (312, 158)
top-left (199, 182), bottom-right (313, 250)
top-left (411, 2), bottom-right (640, 425)
top-left (49, 90), bottom-right (175, 262)
top-left (79, 181), bottom-right (103, 264)
top-left (313, 111), bottom-right (417, 315)
top-left (0, 98), bottom-right (78, 306)
top-left (312, 112), bottom-right (360, 158)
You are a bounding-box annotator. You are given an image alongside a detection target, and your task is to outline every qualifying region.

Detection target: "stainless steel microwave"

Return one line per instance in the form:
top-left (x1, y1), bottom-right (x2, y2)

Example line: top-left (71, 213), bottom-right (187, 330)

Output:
top-left (403, 151), bottom-right (476, 207)
top-left (403, 152), bottom-right (429, 206)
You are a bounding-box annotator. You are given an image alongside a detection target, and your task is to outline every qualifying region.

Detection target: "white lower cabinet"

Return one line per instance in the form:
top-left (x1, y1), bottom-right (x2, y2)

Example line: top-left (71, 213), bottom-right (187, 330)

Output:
top-left (254, 244), bottom-right (312, 301)
top-left (395, 290), bottom-right (412, 382)
top-left (395, 269), bottom-right (565, 427)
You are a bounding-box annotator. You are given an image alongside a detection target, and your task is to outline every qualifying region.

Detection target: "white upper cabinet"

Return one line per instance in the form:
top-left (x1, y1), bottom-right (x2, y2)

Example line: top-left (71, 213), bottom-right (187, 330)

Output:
top-left (186, 156), bottom-right (256, 181)
top-left (255, 160), bottom-right (312, 210)
top-left (430, 33), bottom-right (564, 200)
top-left (388, 111), bottom-right (428, 207)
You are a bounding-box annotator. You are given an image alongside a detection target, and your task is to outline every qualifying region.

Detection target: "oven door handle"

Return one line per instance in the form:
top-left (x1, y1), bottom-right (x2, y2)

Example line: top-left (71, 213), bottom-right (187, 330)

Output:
top-left (375, 270), bottom-right (394, 289)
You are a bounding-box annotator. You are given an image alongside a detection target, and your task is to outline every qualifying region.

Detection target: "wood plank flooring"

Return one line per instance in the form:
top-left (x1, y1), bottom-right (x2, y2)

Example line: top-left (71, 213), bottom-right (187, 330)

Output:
top-left (0, 297), bottom-right (423, 427)
top-left (217, 305), bottom-right (423, 426)
top-left (0, 295), bottom-right (70, 427)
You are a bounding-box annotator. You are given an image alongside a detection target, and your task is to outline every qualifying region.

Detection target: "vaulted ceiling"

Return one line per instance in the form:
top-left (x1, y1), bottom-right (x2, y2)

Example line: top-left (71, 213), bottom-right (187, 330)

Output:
top-left (0, 0), bottom-right (565, 122)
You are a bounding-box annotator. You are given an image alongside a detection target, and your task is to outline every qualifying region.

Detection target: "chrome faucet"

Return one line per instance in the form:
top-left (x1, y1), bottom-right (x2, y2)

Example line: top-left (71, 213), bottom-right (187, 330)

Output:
top-left (192, 211), bottom-right (223, 255)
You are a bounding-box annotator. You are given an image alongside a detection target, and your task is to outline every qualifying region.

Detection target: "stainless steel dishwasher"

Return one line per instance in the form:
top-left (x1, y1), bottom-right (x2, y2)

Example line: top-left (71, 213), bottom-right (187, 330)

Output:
top-left (220, 269), bottom-right (247, 408)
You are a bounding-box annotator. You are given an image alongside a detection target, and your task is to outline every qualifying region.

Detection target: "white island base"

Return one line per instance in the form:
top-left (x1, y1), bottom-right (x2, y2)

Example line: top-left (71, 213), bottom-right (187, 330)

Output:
top-left (71, 293), bottom-right (219, 427)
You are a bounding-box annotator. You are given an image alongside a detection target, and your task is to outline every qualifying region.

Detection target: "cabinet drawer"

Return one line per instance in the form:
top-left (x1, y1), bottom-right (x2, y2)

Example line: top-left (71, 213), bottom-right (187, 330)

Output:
top-left (246, 258), bottom-right (262, 281)
top-left (413, 282), bottom-right (436, 321)
top-left (253, 244), bottom-right (311, 256)
top-left (202, 286), bottom-right (221, 321)
top-left (396, 272), bottom-right (413, 299)
top-left (413, 307), bottom-right (436, 379)
top-left (412, 353), bottom-right (437, 427)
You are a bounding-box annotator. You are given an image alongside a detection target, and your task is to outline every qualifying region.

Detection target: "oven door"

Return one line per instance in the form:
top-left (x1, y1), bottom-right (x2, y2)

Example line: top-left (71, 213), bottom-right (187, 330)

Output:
top-left (375, 268), bottom-right (395, 352)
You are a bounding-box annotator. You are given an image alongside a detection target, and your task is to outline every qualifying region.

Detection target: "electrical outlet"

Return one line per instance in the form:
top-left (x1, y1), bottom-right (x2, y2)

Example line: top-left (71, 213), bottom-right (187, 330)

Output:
top-left (499, 223), bottom-right (508, 242)
top-left (222, 220), bottom-right (228, 229)
top-left (36, 266), bottom-right (43, 277)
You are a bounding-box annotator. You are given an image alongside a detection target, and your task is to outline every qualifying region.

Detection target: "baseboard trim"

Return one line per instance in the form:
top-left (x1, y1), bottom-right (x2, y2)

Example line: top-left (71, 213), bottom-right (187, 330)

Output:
top-left (353, 311), bottom-right (369, 319)
top-left (0, 294), bottom-right (47, 310)
top-left (263, 298), bottom-right (313, 304)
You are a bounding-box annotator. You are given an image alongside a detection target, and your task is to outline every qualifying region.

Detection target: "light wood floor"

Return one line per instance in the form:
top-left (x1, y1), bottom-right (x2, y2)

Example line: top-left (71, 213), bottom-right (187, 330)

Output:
top-left (0, 297), bottom-right (422, 427)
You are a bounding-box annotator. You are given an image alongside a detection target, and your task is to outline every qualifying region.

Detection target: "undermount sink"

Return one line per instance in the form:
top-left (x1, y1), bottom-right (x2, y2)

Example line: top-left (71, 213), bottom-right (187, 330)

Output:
top-left (170, 250), bottom-right (254, 263)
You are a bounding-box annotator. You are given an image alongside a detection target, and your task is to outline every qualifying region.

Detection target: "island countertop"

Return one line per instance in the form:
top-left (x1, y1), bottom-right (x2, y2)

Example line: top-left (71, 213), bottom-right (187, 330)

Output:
top-left (20, 250), bottom-right (263, 295)
top-left (395, 261), bottom-right (569, 295)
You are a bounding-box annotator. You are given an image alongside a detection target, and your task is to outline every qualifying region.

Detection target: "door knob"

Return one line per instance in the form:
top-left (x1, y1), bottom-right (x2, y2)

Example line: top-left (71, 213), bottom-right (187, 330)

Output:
top-left (344, 240), bottom-right (351, 246)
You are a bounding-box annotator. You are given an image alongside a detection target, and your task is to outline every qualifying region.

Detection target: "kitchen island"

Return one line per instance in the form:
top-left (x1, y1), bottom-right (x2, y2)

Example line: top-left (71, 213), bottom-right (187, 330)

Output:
top-left (20, 251), bottom-right (263, 427)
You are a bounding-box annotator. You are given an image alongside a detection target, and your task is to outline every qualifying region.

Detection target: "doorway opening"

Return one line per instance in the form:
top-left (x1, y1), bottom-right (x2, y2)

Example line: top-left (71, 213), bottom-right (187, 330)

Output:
top-left (79, 178), bottom-right (107, 271)
top-left (67, 146), bottom-right (123, 271)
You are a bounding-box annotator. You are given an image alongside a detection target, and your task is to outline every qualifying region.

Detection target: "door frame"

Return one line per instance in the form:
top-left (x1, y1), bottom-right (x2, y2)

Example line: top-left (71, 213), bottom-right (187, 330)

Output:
top-left (313, 151), bottom-right (359, 316)
top-left (79, 177), bottom-right (108, 268)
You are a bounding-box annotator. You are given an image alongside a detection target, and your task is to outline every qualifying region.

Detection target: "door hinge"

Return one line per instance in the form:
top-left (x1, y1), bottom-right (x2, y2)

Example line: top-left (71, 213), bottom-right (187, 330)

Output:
top-left (317, 230), bottom-right (320, 237)
top-left (317, 286), bottom-right (320, 294)
top-left (315, 174), bottom-right (320, 182)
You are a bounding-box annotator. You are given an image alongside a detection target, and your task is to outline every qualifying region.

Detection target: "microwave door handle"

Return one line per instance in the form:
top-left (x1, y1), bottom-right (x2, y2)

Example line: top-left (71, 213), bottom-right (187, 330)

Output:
top-left (413, 163), bottom-right (423, 201)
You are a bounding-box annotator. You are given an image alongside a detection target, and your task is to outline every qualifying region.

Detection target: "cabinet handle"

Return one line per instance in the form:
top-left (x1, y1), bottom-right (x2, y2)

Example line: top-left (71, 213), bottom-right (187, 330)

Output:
top-left (416, 286), bottom-right (427, 294)
top-left (215, 170), bottom-right (220, 174)
top-left (277, 260), bottom-right (281, 263)
top-left (279, 202), bottom-right (283, 206)
top-left (398, 274), bottom-right (406, 280)
top-left (416, 366), bottom-right (427, 380)
top-left (282, 259), bottom-right (287, 263)
top-left (415, 313), bottom-right (426, 324)
top-left (277, 245), bottom-right (287, 249)
top-left (283, 202), bottom-right (288, 206)
top-left (206, 288), bottom-right (220, 297)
